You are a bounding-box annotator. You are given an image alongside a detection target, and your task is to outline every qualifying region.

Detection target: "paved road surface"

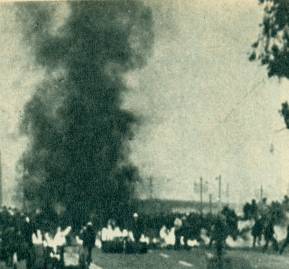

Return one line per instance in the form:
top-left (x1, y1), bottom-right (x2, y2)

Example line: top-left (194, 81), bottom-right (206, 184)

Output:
top-left (91, 248), bottom-right (289, 269)
top-left (2, 248), bottom-right (289, 269)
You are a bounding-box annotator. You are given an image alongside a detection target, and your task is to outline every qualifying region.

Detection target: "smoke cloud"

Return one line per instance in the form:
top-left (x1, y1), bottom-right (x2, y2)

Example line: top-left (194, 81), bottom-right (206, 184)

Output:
top-left (16, 1), bottom-right (154, 224)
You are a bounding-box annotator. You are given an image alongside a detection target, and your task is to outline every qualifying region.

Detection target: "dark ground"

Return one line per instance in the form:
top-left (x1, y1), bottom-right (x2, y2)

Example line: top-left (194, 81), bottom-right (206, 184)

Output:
top-left (1, 248), bottom-right (289, 269)
top-left (91, 248), bottom-right (289, 269)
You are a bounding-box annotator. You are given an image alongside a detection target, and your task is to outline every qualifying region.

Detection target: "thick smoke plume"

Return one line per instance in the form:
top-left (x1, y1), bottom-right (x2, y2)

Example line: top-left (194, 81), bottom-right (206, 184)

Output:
top-left (16, 1), bottom-right (153, 225)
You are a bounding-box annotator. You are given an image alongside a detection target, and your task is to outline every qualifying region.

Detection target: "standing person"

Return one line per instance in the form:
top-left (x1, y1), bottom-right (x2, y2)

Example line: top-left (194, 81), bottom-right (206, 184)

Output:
top-left (132, 213), bottom-right (142, 243)
top-left (250, 199), bottom-right (258, 220)
top-left (243, 202), bottom-right (251, 220)
top-left (222, 206), bottom-right (238, 240)
top-left (279, 224), bottom-right (289, 254)
top-left (251, 217), bottom-right (263, 248)
top-left (211, 214), bottom-right (227, 269)
top-left (2, 226), bottom-right (19, 267)
top-left (263, 219), bottom-right (279, 252)
top-left (21, 217), bottom-right (35, 269)
top-left (81, 222), bottom-right (96, 267)
top-left (173, 217), bottom-right (183, 250)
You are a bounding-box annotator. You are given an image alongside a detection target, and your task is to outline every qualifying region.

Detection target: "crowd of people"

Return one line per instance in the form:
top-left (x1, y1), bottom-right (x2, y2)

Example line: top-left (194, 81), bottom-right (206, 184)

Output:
top-left (0, 196), bottom-right (288, 268)
top-left (0, 207), bottom-right (97, 268)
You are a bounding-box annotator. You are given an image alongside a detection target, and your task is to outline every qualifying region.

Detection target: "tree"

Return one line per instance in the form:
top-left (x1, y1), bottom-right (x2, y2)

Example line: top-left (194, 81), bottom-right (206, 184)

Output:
top-left (250, 0), bottom-right (289, 126)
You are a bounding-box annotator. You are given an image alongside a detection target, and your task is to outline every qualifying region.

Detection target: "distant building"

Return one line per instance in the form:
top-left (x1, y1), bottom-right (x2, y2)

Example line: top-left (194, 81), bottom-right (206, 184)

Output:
top-left (136, 199), bottom-right (220, 215)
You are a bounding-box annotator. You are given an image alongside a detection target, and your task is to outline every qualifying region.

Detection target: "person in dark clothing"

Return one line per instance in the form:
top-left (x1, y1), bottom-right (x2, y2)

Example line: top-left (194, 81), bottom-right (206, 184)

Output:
top-left (2, 226), bottom-right (21, 268)
top-left (279, 225), bottom-right (289, 254)
top-left (173, 217), bottom-right (183, 250)
top-left (81, 222), bottom-right (96, 266)
top-left (132, 213), bottom-right (142, 243)
top-left (250, 199), bottom-right (258, 220)
top-left (243, 202), bottom-right (251, 220)
top-left (263, 219), bottom-right (279, 252)
top-left (21, 217), bottom-right (35, 269)
top-left (210, 214), bottom-right (227, 269)
top-left (251, 217), bottom-right (263, 248)
top-left (182, 221), bottom-right (201, 250)
top-left (221, 206), bottom-right (238, 240)
top-left (22, 217), bottom-right (34, 245)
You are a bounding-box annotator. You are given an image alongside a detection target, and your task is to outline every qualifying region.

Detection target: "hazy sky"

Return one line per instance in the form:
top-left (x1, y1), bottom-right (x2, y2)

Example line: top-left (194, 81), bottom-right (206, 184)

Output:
top-left (1, 1), bottom-right (289, 205)
top-left (0, 5), bottom-right (44, 205)
top-left (127, 0), bottom-right (289, 203)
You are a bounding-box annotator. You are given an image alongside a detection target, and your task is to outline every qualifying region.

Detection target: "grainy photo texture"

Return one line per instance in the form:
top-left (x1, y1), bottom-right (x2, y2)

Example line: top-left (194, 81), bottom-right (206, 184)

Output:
top-left (1, 0), bottom-right (289, 268)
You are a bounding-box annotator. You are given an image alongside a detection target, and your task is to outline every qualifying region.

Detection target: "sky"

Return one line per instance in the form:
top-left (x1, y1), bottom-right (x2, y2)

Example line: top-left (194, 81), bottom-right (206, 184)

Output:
top-left (0, 4), bottom-right (45, 205)
top-left (127, 0), bottom-right (289, 203)
top-left (0, 0), bottom-right (289, 205)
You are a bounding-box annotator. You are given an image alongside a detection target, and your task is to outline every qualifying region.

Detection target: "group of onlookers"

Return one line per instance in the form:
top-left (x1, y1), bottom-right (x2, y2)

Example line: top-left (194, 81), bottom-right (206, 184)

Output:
top-left (0, 196), bottom-right (288, 268)
top-left (0, 207), bottom-right (98, 268)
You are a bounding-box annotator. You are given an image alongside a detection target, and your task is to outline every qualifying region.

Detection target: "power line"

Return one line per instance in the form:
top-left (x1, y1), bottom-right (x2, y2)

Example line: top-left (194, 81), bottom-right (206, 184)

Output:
top-left (274, 127), bottom-right (287, 133)
top-left (219, 78), bottom-right (265, 125)
top-left (203, 76), bottom-right (266, 153)
top-left (201, 76), bottom-right (267, 171)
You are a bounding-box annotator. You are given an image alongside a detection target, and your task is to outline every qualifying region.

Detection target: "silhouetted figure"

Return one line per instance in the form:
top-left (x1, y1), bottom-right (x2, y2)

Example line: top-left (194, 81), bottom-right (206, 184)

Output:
top-left (279, 225), bottom-right (289, 254)
top-left (81, 222), bottom-right (96, 266)
top-left (243, 203), bottom-right (251, 220)
top-left (173, 217), bottom-right (183, 250)
top-left (250, 199), bottom-right (258, 219)
top-left (182, 216), bottom-right (201, 250)
top-left (132, 213), bottom-right (142, 243)
top-left (212, 215), bottom-right (227, 269)
top-left (221, 206), bottom-right (238, 239)
top-left (2, 226), bottom-right (21, 267)
top-left (21, 217), bottom-right (35, 269)
top-left (263, 219), bottom-right (278, 252)
top-left (251, 217), bottom-right (263, 248)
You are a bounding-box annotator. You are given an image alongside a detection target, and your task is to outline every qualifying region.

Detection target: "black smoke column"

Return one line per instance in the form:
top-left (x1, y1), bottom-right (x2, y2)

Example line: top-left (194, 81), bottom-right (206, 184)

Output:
top-left (17, 1), bottom-right (153, 225)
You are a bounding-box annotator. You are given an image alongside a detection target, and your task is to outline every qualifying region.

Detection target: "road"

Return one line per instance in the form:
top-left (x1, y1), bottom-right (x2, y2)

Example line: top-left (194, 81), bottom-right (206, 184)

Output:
top-left (1, 248), bottom-right (289, 269)
top-left (91, 248), bottom-right (289, 269)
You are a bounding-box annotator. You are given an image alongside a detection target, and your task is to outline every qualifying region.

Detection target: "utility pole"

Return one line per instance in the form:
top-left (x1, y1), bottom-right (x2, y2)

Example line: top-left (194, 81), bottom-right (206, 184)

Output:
top-left (209, 193), bottom-right (212, 214)
top-left (260, 185), bottom-right (263, 201)
top-left (216, 175), bottom-right (222, 210)
top-left (226, 183), bottom-right (229, 205)
top-left (0, 151), bottom-right (2, 207)
top-left (149, 176), bottom-right (153, 200)
top-left (200, 177), bottom-right (203, 215)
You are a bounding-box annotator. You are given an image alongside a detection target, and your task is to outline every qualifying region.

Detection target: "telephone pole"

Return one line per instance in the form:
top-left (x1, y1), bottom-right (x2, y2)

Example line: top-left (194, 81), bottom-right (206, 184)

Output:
top-left (226, 183), bottom-right (229, 205)
top-left (147, 176), bottom-right (153, 200)
top-left (200, 177), bottom-right (203, 215)
top-left (216, 175), bottom-right (222, 209)
top-left (260, 185), bottom-right (263, 201)
top-left (209, 193), bottom-right (213, 214)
